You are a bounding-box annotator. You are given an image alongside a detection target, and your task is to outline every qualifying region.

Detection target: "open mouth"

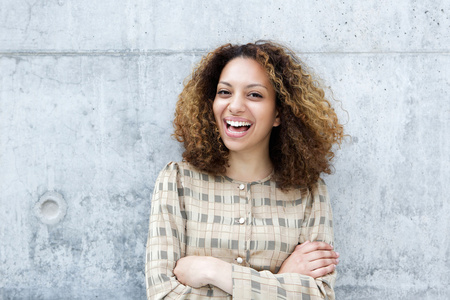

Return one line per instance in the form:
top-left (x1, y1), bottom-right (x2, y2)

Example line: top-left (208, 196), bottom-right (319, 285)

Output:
top-left (226, 120), bottom-right (252, 133)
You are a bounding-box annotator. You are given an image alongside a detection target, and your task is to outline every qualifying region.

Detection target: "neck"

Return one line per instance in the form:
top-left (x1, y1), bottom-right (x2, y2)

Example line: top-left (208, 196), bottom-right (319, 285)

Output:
top-left (226, 150), bottom-right (273, 182)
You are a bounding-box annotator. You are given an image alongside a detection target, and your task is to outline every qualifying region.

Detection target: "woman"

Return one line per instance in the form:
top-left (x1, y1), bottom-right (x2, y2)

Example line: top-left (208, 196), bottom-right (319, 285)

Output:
top-left (145, 41), bottom-right (344, 299)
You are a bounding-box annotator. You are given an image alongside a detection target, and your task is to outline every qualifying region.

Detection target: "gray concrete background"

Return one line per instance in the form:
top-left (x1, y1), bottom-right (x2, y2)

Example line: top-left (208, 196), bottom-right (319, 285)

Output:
top-left (1, 1), bottom-right (449, 299)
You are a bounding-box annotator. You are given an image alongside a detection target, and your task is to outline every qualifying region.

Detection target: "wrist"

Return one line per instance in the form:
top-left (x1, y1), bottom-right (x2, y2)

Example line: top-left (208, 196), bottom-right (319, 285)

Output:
top-left (203, 257), bottom-right (233, 294)
top-left (204, 257), bottom-right (220, 285)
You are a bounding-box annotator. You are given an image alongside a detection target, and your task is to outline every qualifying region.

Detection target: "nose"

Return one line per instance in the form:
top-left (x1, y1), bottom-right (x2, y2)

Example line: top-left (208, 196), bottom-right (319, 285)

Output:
top-left (227, 94), bottom-right (246, 114)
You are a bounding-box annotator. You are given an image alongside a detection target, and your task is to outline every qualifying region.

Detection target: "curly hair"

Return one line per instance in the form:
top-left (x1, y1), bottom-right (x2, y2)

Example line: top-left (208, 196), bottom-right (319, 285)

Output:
top-left (173, 41), bottom-right (344, 189)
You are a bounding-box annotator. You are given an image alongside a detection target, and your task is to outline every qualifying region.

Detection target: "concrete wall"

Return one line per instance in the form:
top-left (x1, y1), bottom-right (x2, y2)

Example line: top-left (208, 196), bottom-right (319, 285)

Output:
top-left (1, 1), bottom-right (449, 299)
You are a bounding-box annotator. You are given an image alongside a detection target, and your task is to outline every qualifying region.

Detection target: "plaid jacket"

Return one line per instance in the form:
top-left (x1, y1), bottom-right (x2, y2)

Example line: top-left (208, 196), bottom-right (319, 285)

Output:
top-left (145, 162), bottom-right (336, 299)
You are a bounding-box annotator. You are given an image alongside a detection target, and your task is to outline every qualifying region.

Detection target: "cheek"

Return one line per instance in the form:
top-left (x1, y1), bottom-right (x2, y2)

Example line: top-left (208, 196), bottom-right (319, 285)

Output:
top-left (254, 103), bottom-right (277, 121)
top-left (212, 99), bottom-right (223, 121)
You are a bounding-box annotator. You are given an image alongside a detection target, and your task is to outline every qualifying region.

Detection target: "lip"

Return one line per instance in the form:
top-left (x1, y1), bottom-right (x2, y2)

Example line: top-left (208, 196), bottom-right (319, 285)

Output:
top-left (223, 117), bottom-right (253, 138)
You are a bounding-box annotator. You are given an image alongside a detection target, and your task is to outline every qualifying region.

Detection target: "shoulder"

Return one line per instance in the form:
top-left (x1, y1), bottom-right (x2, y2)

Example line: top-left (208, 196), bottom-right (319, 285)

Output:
top-left (301, 177), bottom-right (330, 205)
top-left (156, 161), bottom-right (179, 178)
top-left (316, 177), bottom-right (328, 192)
top-left (286, 178), bottom-right (327, 195)
top-left (310, 177), bottom-right (327, 190)
top-left (158, 161), bottom-right (195, 173)
top-left (157, 161), bottom-right (210, 180)
top-left (317, 177), bottom-right (326, 185)
top-left (156, 161), bottom-right (219, 197)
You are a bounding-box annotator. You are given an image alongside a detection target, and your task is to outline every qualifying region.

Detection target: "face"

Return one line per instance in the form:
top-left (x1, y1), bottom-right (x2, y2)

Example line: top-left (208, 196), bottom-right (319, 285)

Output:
top-left (213, 57), bottom-right (280, 156)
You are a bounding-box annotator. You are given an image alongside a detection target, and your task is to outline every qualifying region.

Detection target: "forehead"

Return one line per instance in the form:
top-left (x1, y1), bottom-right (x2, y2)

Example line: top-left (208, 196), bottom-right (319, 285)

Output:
top-left (219, 58), bottom-right (270, 84)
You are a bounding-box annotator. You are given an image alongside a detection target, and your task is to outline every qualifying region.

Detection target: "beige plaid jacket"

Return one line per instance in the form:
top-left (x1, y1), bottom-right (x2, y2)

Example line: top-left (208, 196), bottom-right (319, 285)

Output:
top-left (145, 162), bottom-right (336, 299)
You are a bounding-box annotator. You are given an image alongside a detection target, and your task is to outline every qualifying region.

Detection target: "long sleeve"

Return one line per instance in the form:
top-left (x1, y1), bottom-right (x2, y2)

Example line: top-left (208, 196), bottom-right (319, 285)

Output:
top-left (231, 179), bottom-right (336, 299)
top-left (145, 163), bottom-right (191, 299)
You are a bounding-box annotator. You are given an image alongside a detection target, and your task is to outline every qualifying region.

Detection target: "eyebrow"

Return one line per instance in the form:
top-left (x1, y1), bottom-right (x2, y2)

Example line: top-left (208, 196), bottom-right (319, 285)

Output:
top-left (218, 81), bottom-right (268, 90)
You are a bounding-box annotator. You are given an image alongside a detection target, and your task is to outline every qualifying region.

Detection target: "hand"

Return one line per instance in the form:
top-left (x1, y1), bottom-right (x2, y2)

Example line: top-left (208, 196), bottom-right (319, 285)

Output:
top-left (173, 256), bottom-right (233, 293)
top-left (278, 241), bottom-right (339, 278)
top-left (173, 256), bottom-right (213, 288)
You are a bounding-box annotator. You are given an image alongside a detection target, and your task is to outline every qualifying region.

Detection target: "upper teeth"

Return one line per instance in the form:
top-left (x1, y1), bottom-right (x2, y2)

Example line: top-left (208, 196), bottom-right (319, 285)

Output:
top-left (226, 120), bottom-right (251, 127)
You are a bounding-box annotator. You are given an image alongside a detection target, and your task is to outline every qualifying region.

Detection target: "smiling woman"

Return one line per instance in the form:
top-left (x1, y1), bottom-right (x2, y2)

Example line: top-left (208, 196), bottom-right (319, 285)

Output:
top-left (213, 58), bottom-right (280, 175)
top-left (145, 41), bottom-right (345, 299)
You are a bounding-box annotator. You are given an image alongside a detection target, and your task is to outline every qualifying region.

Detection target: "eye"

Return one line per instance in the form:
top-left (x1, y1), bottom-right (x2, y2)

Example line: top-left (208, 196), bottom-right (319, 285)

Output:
top-left (249, 92), bottom-right (263, 98)
top-left (217, 89), bottom-right (231, 95)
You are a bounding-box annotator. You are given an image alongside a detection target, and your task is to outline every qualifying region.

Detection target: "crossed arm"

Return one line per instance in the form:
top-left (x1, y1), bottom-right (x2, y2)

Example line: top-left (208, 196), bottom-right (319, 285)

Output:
top-left (174, 241), bottom-right (339, 294)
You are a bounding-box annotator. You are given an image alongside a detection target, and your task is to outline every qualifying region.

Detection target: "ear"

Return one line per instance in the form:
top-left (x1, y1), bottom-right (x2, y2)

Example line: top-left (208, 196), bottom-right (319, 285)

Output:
top-left (273, 110), bottom-right (281, 127)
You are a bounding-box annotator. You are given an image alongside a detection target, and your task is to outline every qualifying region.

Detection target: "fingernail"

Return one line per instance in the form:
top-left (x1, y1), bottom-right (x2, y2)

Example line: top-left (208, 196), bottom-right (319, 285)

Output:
top-left (336, 259), bottom-right (340, 263)
top-left (336, 252), bottom-right (340, 257)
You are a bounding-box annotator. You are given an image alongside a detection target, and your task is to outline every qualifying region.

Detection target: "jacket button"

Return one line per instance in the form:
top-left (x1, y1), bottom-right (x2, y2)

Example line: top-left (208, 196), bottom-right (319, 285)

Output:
top-left (236, 257), bottom-right (243, 264)
top-left (239, 184), bottom-right (245, 190)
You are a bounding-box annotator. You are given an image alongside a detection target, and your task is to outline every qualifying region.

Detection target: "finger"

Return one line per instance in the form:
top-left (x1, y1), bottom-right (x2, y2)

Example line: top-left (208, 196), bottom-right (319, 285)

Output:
top-left (308, 241), bottom-right (334, 251)
top-left (295, 240), bottom-right (310, 250)
top-left (295, 241), bottom-right (331, 253)
top-left (309, 258), bottom-right (339, 271)
top-left (297, 241), bottom-right (334, 254)
top-left (307, 250), bottom-right (339, 261)
top-left (309, 264), bottom-right (336, 279)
